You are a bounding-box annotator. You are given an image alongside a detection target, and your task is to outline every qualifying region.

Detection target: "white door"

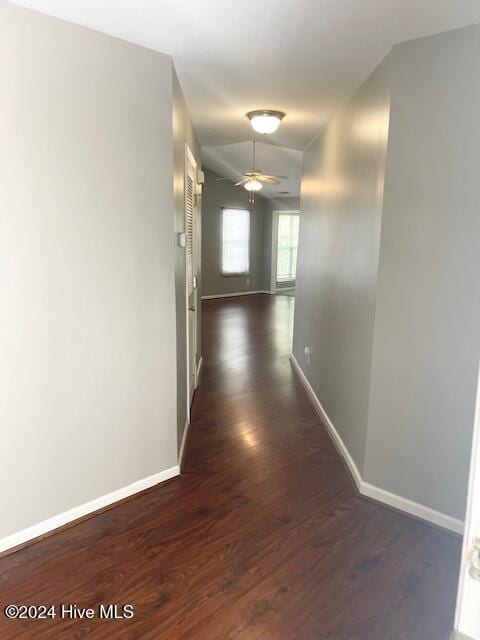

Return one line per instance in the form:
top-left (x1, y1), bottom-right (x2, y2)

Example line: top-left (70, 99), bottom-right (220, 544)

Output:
top-left (185, 146), bottom-right (197, 410)
top-left (453, 363), bottom-right (480, 640)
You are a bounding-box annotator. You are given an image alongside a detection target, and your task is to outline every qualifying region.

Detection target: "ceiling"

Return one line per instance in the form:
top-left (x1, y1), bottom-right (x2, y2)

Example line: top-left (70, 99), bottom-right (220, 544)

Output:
top-left (12, 0), bottom-right (480, 196)
top-left (203, 142), bottom-right (303, 199)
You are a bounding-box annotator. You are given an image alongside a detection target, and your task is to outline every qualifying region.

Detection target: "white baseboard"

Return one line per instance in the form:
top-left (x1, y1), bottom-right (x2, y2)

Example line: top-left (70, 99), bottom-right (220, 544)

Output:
top-left (201, 290), bottom-right (269, 300)
top-left (361, 481), bottom-right (463, 535)
top-left (196, 356), bottom-right (203, 385)
top-left (179, 420), bottom-right (191, 470)
top-left (0, 466), bottom-right (180, 554)
top-left (290, 353), bottom-right (464, 535)
top-left (290, 354), bottom-right (362, 491)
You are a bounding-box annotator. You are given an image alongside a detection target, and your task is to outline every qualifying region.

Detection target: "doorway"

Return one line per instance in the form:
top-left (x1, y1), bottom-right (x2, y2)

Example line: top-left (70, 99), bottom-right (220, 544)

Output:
top-left (270, 210), bottom-right (300, 294)
top-left (185, 144), bottom-right (198, 415)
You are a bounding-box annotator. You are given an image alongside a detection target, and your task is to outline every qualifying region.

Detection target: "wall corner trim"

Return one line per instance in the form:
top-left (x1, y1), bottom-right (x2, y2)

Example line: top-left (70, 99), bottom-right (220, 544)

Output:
top-left (290, 354), bottom-right (464, 536)
top-left (179, 420), bottom-right (191, 472)
top-left (196, 356), bottom-right (203, 383)
top-left (0, 466), bottom-right (180, 555)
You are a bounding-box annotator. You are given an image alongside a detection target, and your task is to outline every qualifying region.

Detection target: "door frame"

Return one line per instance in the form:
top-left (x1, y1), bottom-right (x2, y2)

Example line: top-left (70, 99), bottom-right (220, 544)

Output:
top-left (270, 210), bottom-right (300, 293)
top-left (452, 361), bottom-right (480, 640)
top-left (184, 143), bottom-right (198, 420)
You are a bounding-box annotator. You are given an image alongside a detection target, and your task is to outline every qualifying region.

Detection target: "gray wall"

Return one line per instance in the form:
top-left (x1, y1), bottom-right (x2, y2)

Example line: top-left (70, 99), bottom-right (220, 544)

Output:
top-left (0, 3), bottom-right (178, 538)
top-left (294, 24), bottom-right (480, 521)
top-left (364, 26), bottom-right (480, 520)
top-left (173, 69), bottom-right (202, 450)
top-left (293, 58), bottom-right (391, 473)
top-left (263, 197), bottom-right (300, 291)
top-left (202, 169), bottom-right (266, 296)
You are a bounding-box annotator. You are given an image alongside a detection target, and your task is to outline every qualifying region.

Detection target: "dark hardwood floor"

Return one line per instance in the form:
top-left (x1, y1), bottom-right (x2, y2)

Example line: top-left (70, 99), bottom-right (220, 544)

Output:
top-left (0, 294), bottom-right (461, 639)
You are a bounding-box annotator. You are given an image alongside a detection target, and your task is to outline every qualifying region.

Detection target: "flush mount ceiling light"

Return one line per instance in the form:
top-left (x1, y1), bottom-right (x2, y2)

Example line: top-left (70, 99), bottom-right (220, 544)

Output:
top-left (246, 110), bottom-right (286, 135)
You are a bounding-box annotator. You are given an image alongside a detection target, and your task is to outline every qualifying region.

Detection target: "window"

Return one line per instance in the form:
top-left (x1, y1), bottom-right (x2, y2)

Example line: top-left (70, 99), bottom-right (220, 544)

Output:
top-left (276, 213), bottom-right (299, 282)
top-left (221, 208), bottom-right (250, 275)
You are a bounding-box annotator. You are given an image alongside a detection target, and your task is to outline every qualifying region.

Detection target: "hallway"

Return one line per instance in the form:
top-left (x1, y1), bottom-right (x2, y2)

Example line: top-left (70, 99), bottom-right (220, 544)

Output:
top-left (0, 295), bottom-right (461, 639)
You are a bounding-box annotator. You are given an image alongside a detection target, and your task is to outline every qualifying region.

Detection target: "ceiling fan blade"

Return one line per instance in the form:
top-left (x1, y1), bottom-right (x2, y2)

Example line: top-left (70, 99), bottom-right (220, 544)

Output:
top-left (257, 175), bottom-right (281, 185)
top-left (267, 175), bottom-right (289, 180)
top-left (235, 177), bottom-right (250, 186)
top-left (216, 177), bottom-right (243, 182)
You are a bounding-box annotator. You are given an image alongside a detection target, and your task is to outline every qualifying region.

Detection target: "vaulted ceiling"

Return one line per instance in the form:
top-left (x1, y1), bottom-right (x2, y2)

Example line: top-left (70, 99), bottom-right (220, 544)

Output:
top-left (203, 142), bottom-right (303, 199)
top-left (12, 0), bottom-right (480, 196)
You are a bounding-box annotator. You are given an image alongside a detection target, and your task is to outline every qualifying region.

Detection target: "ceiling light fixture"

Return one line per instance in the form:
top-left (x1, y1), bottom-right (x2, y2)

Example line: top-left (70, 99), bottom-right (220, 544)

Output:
top-left (246, 109), bottom-right (286, 135)
top-left (243, 179), bottom-right (263, 192)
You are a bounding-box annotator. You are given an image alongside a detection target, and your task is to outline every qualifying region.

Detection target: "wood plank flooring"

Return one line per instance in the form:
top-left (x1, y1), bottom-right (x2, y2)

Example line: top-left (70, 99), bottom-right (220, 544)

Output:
top-left (0, 294), bottom-right (461, 638)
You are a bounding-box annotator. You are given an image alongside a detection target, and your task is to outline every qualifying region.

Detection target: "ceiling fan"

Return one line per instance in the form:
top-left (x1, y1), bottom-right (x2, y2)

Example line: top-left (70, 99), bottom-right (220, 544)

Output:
top-left (217, 141), bottom-right (288, 202)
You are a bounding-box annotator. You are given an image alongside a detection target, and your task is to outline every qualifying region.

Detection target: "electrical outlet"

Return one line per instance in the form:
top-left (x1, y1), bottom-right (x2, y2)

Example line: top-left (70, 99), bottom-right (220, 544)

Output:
top-left (304, 346), bottom-right (313, 365)
top-left (246, 277), bottom-right (250, 286)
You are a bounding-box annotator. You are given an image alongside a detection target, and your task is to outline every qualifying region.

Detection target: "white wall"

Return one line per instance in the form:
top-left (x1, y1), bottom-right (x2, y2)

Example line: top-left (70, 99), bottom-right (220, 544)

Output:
top-left (294, 23), bottom-right (480, 524)
top-left (201, 168), bottom-right (266, 297)
top-left (293, 58), bottom-right (391, 473)
top-left (0, 2), bottom-right (178, 539)
top-left (365, 26), bottom-right (480, 520)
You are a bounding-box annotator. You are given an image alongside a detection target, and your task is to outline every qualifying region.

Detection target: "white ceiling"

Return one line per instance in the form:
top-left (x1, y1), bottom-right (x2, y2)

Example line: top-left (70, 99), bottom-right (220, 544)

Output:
top-left (203, 142), bottom-right (303, 198)
top-left (11, 0), bottom-right (480, 196)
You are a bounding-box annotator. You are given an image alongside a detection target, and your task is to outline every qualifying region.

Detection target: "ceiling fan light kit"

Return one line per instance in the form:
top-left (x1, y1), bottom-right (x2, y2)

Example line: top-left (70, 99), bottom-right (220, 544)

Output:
top-left (215, 135), bottom-right (289, 202)
top-left (222, 140), bottom-right (290, 203)
top-left (244, 179), bottom-right (263, 192)
top-left (246, 109), bottom-right (286, 134)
